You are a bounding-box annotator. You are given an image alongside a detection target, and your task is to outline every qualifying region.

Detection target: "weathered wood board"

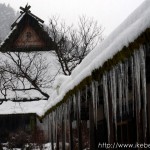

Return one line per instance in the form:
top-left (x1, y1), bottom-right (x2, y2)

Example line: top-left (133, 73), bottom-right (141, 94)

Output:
top-left (14, 25), bottom-right (45, 48)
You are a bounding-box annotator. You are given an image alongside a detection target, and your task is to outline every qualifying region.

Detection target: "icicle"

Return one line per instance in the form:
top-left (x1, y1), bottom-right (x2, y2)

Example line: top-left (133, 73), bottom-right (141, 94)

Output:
top-left (91, 81), bottom-right (99, 128)
top-left (54, 111), bottom-right (57, 148)
top-left (58, 106), bottom-right (61, 126)
top-left (55, 111), bottom-right (57, 144)
top-left (118, 63), bottom-right (123, 119)
top-left (110, 68), bottom-right (117, 140)
top-left (134, 50), bottom-right (141, 115)
top-left (122, 63), bottom-right (126, 112)
top-left (139, 46), bottom-right (147, 139)
top-left (49, 114), bottom-right (54, 150)
top-left (55, 111), bottom-right (57, 143)
top-left (78, 91), bottom-right (81, 120)
top-left (47, 115), bottom-right (49, 142)
top-left (67, 98), bottom-right (72, 119)
top-left (85, 85), bottom-right (89, 130)
top-left (131, 56), bottom-right (135, 116)
top-left (61, 105), bottom-right (66, 150)
top-left (102, 73), bottom-right (110, 143)
top-left (56, 109), bottom-right (60, 145)
top-left (48, 114), bottom-right (51, 142)
top-left (61, 104), bottom-right (65, 148)
top-left (91, 81), bottom-right (96, 124)
top-left (134, 50), bottom-right (141, 143)
top-left (64, 103), bottom-right (68, 149)
top-left (68, 98), bottom-right (72, 144)
top-left (59, 105), bottom-right (63, 147)
top-left (124, 60), bottom-right (129, 114)
top-left (52, 111), bottom-right (56, 144)
top-left (85, 85), bottom-right (88, 107)
top-left (73, 94), bottom-right (77, 118)
top-left (95, 81), bottom-right (99, 129)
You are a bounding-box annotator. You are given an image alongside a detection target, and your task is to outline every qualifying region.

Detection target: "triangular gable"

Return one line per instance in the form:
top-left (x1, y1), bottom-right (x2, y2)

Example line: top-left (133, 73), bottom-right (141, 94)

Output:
top-left (0, 5), bottom-right (56, 52)
top-left (14, 25), bottom-right (45, 48)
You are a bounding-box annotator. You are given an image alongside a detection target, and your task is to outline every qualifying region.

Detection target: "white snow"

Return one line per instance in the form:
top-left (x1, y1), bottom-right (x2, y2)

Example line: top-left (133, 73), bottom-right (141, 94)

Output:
top-left (41, 0), bottom-right (150, 116)
top-left (53, 74), bottom-right (71, 94)
top-left (2, 142), bottom-right (54, 150)
top-left (0, 100), bottom-right (47, 116)
top-left (0, 9), bottom-right (61, 117)
top-left (0, 51), bottom-right (59, 116)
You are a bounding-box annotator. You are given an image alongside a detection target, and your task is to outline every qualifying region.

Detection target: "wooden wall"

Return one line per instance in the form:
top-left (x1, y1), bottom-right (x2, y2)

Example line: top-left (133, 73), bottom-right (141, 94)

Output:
top-left (14, 25), bottom-right (45, 48)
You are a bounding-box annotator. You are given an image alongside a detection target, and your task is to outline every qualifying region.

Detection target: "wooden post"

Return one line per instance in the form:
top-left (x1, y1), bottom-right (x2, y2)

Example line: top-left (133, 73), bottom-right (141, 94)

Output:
top-left (147, 84), bottom-right (150, 142)
top-left (48, 115), bottom-right (50, 142)
top-left (89, 98), bottom-right (96, 149)
top-left (62, 117), bottom-right (66, 150)
top-left (108, 94), bottom-right (114, 144)
top-left (56, 131), bottom-right (59, 150)
top-left (76, 94), bottom-right (82, 150)
top-left (69, 112), bottom-right (73, 150)
top-left (51, 122), bottom-right (54, 150)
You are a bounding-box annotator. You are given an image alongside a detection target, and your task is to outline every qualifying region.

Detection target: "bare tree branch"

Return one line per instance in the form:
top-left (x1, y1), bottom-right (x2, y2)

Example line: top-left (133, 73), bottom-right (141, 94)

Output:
top-left (47, 15), bottom-right (104, 75)
top-left (0, 52), bottom-right (52, 101)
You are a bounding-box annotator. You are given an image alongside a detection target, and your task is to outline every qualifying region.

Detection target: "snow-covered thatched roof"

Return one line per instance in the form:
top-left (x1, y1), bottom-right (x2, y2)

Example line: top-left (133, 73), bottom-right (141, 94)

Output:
top-left (0, 5), bottom-right (59, 116)
top-left (0, 100), bottom-right (47, 116)
top-left (41, 0), bottom-right (150, 117)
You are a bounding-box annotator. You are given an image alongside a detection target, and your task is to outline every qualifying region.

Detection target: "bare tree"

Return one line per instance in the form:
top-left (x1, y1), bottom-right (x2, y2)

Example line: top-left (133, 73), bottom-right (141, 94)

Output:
top-left (0, 52), bottom-right (53, 103)
top-left (0, 16), bottom-right (103, 103)
top-left (47, 16), bottom-right (104, 75)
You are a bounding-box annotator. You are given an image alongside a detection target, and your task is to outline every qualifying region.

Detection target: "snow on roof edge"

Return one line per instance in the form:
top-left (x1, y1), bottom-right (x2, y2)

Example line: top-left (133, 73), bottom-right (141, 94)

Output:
top-left (0, 100), bottom-right (47, 116)
top-left (33, 0), bottom-right (150, 117)
top-left (72, 0), bottom-right (150, 79)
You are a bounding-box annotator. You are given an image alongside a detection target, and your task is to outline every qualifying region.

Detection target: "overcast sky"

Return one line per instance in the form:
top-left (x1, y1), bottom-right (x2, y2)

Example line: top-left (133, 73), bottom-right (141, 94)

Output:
top-left (0, 0), bottom-right (145, 36)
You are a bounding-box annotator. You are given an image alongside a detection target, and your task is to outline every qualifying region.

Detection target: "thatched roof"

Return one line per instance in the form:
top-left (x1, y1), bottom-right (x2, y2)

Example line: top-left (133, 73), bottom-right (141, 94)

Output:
top-left (40, 0), bottom-right (150, 118)
top-left (0, 5), bottom-right (56, 52)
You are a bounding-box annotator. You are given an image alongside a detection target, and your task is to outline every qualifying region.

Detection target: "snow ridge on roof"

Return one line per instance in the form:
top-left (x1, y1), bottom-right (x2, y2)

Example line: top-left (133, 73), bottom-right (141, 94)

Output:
top-left (40, 0), bottom-right (150, 116)
top-left (72, 0), bottom-right (150, 79)
top-left (41, 0), bottom-right (150, 116)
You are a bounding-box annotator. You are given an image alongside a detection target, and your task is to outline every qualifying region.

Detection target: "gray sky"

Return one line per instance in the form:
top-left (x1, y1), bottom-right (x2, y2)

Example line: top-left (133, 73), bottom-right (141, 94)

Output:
top-left (0, 0), bottom-right (145, 36)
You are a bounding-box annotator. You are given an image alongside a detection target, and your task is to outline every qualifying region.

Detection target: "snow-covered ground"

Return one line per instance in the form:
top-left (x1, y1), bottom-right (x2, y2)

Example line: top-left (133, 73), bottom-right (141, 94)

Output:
top-left (41, 0), bottom-right (150, 116)
top-left (2, 143), bottom-right (54, 150)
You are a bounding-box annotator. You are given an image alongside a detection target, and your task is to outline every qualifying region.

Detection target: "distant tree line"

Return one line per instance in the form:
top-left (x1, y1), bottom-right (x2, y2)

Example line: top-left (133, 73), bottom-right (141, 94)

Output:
top-left (0, 3), bottom-right (18, 41)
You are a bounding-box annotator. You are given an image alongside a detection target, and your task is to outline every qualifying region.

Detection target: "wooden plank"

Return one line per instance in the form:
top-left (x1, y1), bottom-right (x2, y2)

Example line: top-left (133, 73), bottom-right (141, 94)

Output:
top-left (69, 112), bottom-right (73, 150)
top-left (147, 84), bottom-right (150, 142)
top-left (51, 121), bottom-right (54, 150)
top-left (76, 95), bottom-right (83, 150)
top-left (108, 93), bottom-right (115, 144)
top-left (62, 117), bottom-right (66, 150)
top-left (14, 25), bottom-right (45, 48)
top-left (89, 97), bottom-right (96, 149)
top-left (56, 131), bottom-right (59, 150)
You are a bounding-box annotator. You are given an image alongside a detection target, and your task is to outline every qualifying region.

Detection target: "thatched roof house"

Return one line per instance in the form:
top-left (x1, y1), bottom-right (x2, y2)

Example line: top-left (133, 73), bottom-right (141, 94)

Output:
top-left (0, 4), bottom-right (56, 144)
top-left (0, 4), bottom-right (56, 52)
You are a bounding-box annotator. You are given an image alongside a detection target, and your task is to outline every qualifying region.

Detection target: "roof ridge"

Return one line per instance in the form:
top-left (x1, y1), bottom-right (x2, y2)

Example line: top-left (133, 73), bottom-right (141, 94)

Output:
top-left (11, 4), bottom-right (44, 29)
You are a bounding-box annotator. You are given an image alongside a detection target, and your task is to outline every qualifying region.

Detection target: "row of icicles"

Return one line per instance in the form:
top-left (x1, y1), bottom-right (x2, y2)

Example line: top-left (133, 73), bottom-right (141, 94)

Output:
top-left (43, 45), bottom-right (147, 147)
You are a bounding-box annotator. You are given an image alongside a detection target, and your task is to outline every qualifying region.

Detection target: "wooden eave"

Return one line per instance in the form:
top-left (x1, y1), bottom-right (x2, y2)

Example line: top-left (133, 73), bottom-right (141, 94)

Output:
top-left (40, 28), bottom-right (150, 119)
